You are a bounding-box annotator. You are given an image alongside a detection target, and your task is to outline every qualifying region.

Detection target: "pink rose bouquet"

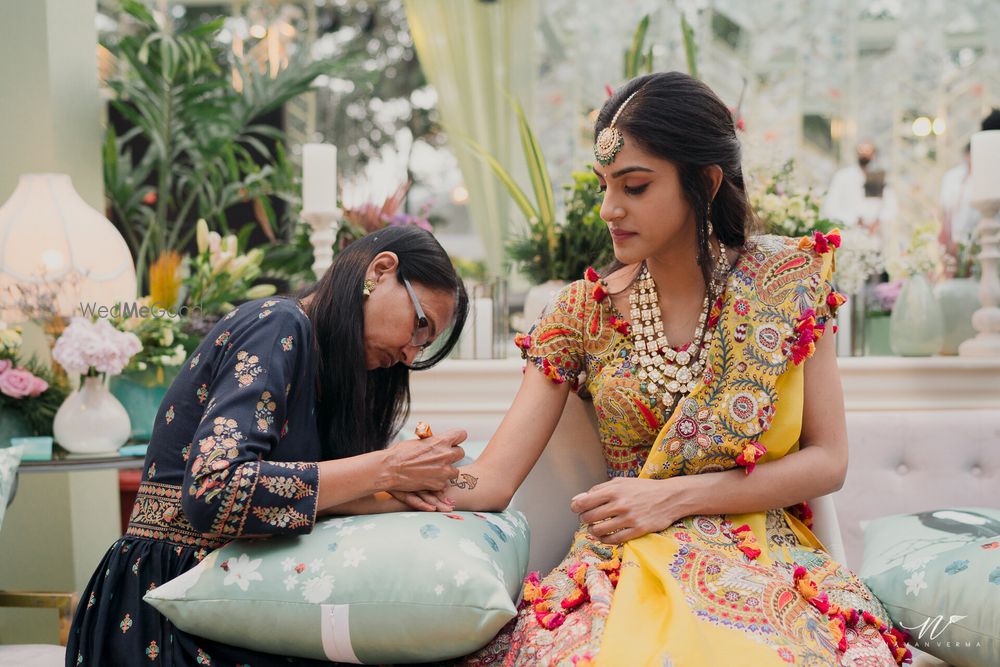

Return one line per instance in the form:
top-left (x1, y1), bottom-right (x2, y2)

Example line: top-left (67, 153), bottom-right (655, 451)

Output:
top-left (0, 322), bottom-right (67, 437)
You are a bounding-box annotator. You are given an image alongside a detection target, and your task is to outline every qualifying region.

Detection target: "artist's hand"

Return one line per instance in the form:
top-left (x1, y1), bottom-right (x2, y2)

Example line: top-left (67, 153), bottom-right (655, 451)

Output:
top-left (382, 428), bottom-right (467, 494)
top-left (569, 477), bottom-right (688, 544)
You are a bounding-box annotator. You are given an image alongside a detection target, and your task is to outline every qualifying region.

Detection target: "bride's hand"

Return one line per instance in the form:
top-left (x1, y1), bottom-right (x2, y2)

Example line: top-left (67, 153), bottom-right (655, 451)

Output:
top-left (569, 477), bottom-right (688, 544)
top-left (387, 489), bottom-right (455, 512)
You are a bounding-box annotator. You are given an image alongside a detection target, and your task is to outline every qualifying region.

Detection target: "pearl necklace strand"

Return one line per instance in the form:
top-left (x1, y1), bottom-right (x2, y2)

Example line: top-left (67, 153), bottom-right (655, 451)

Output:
top-left (629, 248), bottom-right (730, 411)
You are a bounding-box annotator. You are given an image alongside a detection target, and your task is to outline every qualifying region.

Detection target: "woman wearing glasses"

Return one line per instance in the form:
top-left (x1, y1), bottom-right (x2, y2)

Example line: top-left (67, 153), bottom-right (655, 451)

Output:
top-left (68, 226), bottom-right (470, 666)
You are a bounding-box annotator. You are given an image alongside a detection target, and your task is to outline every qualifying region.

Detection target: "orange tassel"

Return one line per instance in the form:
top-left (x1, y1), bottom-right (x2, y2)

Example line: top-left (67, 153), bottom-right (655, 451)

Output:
top-left (736, 441), bottom-right (767, 474)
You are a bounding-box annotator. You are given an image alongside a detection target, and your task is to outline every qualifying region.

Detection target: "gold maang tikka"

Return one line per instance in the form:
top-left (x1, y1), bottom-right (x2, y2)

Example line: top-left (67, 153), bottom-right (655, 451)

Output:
top-left (594, 90), bottom-right (640, 166)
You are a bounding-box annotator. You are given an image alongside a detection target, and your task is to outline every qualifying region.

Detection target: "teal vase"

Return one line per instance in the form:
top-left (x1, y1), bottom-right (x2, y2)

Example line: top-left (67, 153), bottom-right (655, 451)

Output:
top-left (863, 314), bottom-right (892, 356)
top-left (889, 274), bottom-right (945, 356)
top-left (109, 366), bottom-right (180, 442)
top-left (0, 407), bottom-right (33, 447)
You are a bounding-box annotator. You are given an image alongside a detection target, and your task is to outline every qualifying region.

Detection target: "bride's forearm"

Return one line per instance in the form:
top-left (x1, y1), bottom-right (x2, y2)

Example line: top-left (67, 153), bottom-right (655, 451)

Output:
top-left (321, 492), bottom-right (408, 516)
top-left (444, 462), bottom-right (516, 512)
top-left (674, 442), bottom-right (846, 518)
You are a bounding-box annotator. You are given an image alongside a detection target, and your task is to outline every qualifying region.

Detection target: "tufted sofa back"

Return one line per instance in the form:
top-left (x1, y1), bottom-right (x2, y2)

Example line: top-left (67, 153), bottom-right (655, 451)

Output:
top-left (835, 409), bottom-right (999, 569)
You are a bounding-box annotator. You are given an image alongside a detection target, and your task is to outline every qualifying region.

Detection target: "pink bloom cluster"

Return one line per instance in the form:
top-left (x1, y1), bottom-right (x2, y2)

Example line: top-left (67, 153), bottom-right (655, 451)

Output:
top-left (0, 359), bottom-right (48, 399)
top-left (52, 317), bottom-right (142, 377)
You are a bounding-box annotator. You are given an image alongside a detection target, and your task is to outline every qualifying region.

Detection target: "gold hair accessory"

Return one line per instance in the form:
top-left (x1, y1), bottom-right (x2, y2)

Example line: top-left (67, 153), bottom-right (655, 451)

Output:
top-left (594, 90), bottom-right (640, 166)
top-left (363, 279), bottom-right (376, 297)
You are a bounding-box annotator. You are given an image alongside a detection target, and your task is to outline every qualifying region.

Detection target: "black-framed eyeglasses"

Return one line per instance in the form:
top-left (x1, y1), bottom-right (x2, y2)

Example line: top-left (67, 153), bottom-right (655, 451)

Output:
top-left (402, 277), bottom-right (431, 348)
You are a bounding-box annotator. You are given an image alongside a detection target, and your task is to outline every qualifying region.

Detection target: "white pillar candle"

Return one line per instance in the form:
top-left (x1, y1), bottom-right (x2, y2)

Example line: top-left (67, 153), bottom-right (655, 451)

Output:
top-left (302, 143), bottom-right (338, 214)
top-left (474, 297), bottom-right (494, 359)
top-left (970, 130), bottom-right (1000, 203)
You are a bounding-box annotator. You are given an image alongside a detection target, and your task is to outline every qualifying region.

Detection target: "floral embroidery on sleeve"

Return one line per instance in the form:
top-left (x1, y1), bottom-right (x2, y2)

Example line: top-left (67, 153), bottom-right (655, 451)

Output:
top-left (254, 391), bottom-right (277, 431)
top-left (189, 352), bottom-right (201, 369)
top-left (189, 416), bottom-right (244, 502)
top-left (259, 474), bottom-right (314, 500)
top-left (233, 350), bottom-right (263, 387)
top-left (196, 384), bottom-right (208, 404)
top-left (252, 505), bottom-right (310, 530)
top-left (516, 280), bottom-right (588, 389)
top-left (280, 336), bottom-right (293, 351)
top-left (215, 331), bottom-right (231, 347)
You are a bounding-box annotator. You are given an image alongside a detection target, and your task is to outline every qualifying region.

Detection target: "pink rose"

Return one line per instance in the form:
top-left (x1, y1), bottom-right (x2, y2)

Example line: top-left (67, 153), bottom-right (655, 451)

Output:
top-left (0, 368), bottom-right (36, 398)
top-left (0, 359), bottom-right (11, 375)
top-left (29, 375), bottom-right (48, 397)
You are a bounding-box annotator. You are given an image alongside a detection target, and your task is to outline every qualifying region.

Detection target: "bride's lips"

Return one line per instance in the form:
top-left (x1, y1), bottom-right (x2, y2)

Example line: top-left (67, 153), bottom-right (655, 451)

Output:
top-left (610, 228), bottom-right (637, 241)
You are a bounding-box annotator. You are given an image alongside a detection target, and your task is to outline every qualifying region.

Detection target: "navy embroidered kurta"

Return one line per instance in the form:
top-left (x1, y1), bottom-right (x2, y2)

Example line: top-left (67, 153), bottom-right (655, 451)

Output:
top-left (68, 297), bottom-right (336, 666)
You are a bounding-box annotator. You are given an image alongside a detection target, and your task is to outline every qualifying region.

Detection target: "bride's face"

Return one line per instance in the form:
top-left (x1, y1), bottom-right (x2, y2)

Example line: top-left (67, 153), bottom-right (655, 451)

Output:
top-left (593, 134), bottom-right (697, 266)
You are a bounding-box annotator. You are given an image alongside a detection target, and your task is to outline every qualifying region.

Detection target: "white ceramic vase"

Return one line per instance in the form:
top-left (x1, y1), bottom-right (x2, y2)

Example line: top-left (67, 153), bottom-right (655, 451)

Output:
top-left (519, 280), bottom-right (570, 330)
top-left (889, 274), bottom-right (945, 356)
top-left (53, 376), bottom-right (131, 455)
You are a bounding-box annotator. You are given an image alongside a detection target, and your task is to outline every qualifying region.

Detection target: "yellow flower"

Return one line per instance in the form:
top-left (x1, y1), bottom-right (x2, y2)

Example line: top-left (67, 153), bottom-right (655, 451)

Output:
top-left (149, 251), bottom-right (184, 310)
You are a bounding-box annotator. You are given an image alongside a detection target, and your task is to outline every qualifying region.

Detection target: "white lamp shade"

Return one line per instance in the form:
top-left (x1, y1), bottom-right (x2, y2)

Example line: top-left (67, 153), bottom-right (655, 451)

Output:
top-left (970, 130), bottom-right (1000, 203)
top-left (0, 173), bottom-right (136, 322)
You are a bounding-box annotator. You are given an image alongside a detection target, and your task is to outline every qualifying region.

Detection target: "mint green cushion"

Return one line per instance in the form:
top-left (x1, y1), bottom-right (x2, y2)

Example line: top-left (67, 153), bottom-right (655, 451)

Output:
top-left (860, 507), bottom-right (1000, 667)
top-left (146, 510), bottom-right (529, 663)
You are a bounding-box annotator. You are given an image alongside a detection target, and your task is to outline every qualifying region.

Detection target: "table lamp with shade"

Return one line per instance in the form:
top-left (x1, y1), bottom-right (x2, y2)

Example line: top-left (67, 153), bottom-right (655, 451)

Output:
top-left (958, 130), bottom-right (1000, 356)
top-left (0, 173), bottom-right (137, 454)
top-left (0, 173), bottom-right (136, 327)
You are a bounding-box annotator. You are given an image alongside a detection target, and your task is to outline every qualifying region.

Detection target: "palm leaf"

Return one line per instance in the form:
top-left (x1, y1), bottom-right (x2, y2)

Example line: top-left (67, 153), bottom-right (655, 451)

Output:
top-left (464, 136), bottom-right (539, 226)
top-left (625, 15), bottom-right (650, 79)
top-left (681, 14), bottom-right (699, 79)
top-left (511, 97), bottom-right (556, 230)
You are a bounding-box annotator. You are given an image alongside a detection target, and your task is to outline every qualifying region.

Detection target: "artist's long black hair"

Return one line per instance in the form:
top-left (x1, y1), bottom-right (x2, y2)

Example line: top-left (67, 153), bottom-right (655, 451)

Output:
top-left (596, 71), bottom-right (758, 286)
top-left (298, 226), bottom-right (468, 459)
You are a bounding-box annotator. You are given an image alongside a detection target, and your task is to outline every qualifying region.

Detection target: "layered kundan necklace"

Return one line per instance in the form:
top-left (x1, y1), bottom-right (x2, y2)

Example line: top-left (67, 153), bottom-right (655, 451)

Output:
top-left (630, 247), bottom-right (730, 411)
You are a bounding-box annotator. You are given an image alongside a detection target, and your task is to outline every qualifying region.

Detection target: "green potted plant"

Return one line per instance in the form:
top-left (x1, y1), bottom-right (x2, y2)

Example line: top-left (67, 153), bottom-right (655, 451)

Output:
top-left (108, 305), bottom-right (192, 442)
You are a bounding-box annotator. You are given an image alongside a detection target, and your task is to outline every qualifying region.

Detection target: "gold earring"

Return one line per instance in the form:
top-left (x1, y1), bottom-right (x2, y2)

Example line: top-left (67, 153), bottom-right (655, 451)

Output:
top-left (363, 279), bottom-right (376, 297)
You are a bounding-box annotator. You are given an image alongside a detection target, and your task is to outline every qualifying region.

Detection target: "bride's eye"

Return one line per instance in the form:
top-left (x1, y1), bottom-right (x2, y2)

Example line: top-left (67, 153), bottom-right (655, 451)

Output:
top-left (624, 184), bottom-right (649, 196)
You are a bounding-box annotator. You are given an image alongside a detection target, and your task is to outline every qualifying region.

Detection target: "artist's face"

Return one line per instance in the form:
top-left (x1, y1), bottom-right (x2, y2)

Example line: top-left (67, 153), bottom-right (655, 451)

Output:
top-left (593, 133), bottom-right (697, 265)
top-left (361, 252), bottom-right (455, 370)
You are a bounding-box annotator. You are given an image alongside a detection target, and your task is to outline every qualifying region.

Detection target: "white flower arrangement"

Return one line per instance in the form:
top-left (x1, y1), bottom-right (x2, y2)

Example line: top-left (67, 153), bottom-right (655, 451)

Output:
top-left (887, 221), bottom-right (942, 282)
top-left (834, 228), bottom-right (886, 296)
top-left (52, 317), bottom-right (142, 377)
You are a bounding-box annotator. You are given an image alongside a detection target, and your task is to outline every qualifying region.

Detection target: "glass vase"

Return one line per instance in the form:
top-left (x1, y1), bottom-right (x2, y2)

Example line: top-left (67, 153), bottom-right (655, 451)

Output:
top-left (889, 274), bottom-right (945, 356)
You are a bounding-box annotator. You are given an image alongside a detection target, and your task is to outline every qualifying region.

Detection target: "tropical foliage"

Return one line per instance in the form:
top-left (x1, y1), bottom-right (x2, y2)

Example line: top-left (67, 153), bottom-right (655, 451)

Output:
top-left (103, 0), bottom-right (358, 293)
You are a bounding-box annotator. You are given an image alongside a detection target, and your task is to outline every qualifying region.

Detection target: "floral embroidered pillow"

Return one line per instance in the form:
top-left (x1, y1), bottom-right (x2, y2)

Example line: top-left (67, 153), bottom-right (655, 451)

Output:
top-left (860, 507), bottom-right (1000, 667)
top-left (146, 510), bottom-right (530, 663)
